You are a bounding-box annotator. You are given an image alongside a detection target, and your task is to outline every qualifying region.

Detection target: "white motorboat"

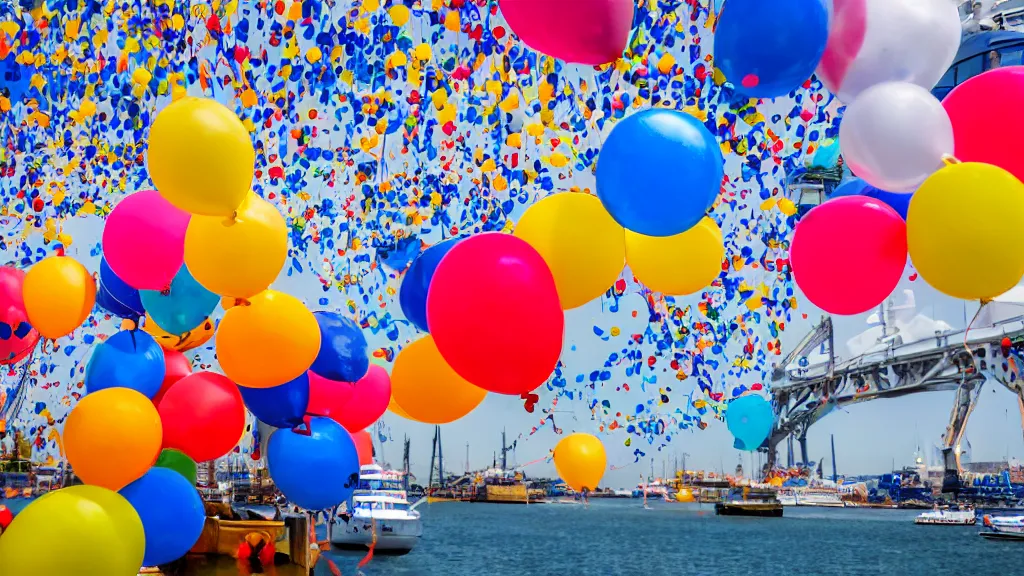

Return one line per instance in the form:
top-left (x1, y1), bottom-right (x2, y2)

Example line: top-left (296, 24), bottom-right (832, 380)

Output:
top-left (775, 487), bottom-right (844, 507)
top-left (331, 464), bottom-right (423, 554)
top-left (915, 505), bottom-right (976, 526)
top-left (980, 514), bottom-right (1024, 540)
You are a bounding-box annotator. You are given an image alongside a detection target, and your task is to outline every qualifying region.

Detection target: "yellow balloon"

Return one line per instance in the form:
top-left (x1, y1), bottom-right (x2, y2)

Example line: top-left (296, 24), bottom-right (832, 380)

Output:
top-left (148, 96), bottom-right (254, 216)
top-left (23, 256), bottom-right (96, 340)
top-left (143, 314), bottom-right (215, 352)
top-left (553, 432), bottom-right (607, 492)
top-left (625, 217), bottom-right (724, 295)
top-left (0, 485), bottom-right (145, 576)
top-left (216, 290), bottom-right (320, 388)
top-left (63, 388), bottom-right (163, 491)
top-left (391, 336), bottom-right (487, 424)
top-left (514, 192), bottom-right (625, 309)
top-left (908, 162), bottom-right (1024, 300)
top-left (185, 193), bottom-right (287, 298)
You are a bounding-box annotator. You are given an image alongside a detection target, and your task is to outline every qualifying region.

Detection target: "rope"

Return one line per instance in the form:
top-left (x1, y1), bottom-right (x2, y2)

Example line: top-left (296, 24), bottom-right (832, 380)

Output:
top-left (357, 518), bottom-right (377, 569)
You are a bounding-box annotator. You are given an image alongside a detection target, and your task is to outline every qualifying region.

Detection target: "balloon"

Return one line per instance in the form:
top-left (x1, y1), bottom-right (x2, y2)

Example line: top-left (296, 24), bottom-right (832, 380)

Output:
top-left (624, 217), bottom-right (723, 296)
top-left (120, 467), bottom-right (205, 567)
top-left (713, 0), bottom-right (829, 98)
top-left (152, 347), bottom-right (193, 405)
top-left (309, 311), bottom-right (369, 382)
top-left (307, 371), bottom-right (356, 421)
top-left (0, 486), bottom-right (145, 576)
top-left (148, 96), bottom-right (254, 217)
top-left (840, 82), bottom-right (952, 193)
top-left (426, 234), bottom-right (564, 395)
top-left (513, 193), bottom-right (625, 310)
top-left (388, 395), bottom-right (416, 421)
top-left (97, 258), bottom-right (145, 318)
top-left (140, 266), bottom-right (219, 335)
top-left (0, 266), bottom-right (39, 364)
top-left (553, 433), bottom-right (607, 492)
top-left (268, 417), bottom-right (360, 510)
top-left (184, 193), bottom-right (287, 298)
top-left (155, 448), bottom-right (198, 485)
top-left (791, 196), bottom-right (906, 315)
top-left (329, 364), bottom-right (391, 432)
top-left (944, 67), bottom-right (1024, 184)
top-left (217, 290), bottom-right (321, 388)
top-left (907, 162), bottom-right (1024, 301)
top-left (239, 371), bottom-right (310, 428)
top-left (22, 256), bottom-right (96, 340)
top-left (143, 314), bottom-right (215, 352)
top-left (84, 329), bottom-right (166, 398)
top-left (157, 372), bottom-right (246, 462)
top-left (596, 109), bottom-right (724, 237)
top-left (497, 0), bottom-right (634, 65)
top-left (831, 178), bottom-right (910, 221)
top-left (818, 0), bottom-right (961, 103)
top-left (102, 190), bottom-right (190, 290)
top-left (391, 336), bottom-right (487, 424)
top-left (726, 395), bottom-right (774, 451)
top-left (399, 238), bottom-right (461, 333)
top-left (63, 388), bottom-right (162, 491)
top-left (352, 429), bottom-right (374, 466)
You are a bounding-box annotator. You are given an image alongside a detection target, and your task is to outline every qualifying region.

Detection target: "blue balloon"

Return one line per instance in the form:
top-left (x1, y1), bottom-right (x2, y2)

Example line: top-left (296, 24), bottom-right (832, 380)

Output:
top-left (831, 178), bottom-right (911, 220)
top-left (596, 109), bottom-right (724, 237)
top-left (399, 238), bottom-right (461, 333)
top-left (268, 417), bottom-right (360, 510)
top-left (726, 395), bottom-right (774, 452)
top-left (239, 372), bottom-right (310, 428)
top-left (309, 311), bottom-right (369, 382)
top-left (85, 330), bottom-right (165, 398)
top-left (140, 266), bottom-right (219, 335)
top-left (120, 467), bottom-right (206, 567)
top-left (98, 258), bottom-right (145, 318)
top-left (714, 0), bottom-right (829, 98)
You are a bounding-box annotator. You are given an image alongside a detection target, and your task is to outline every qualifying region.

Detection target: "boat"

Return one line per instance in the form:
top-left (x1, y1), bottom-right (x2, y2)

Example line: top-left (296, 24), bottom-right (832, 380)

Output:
top-left (775, 485), bottom-right (844, 507)
top-left (914, 505), bottom-right (976, 526)
top-left (980, 514), bottom-right (1024, 540)
top-left (715, 487), bottom-right (783, 518)
top-left (331, 464), bottom-right (422, 554)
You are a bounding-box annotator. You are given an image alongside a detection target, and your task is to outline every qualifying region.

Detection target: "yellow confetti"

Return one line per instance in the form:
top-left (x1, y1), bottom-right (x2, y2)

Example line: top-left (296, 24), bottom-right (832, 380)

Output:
top-left (389, 5), bottom-right (410, 26)
top-left (305, 46), bottom-right (322, 63)
top-left (414, 43), bottom-right (432, 62)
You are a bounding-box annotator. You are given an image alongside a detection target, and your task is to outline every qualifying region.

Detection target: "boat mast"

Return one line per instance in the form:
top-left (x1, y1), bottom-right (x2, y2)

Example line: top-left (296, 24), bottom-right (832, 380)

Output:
top-left (437, 425), bottom-right (445, 488)
top-left (402, 435), bottom-right (411, 491)
top-left (501, 429), bottom-right (507, 471)
top-left (465, 442), bottom-right (470, 475)
top-left (830, 434), bottom-right (838, 484)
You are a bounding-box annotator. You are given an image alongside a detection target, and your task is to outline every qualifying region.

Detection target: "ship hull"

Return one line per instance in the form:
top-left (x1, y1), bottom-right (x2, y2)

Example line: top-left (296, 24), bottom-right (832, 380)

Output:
top-left (331, 517), bottom-right (422, 554)
top-left (715, 503), bottom-right (783, 517)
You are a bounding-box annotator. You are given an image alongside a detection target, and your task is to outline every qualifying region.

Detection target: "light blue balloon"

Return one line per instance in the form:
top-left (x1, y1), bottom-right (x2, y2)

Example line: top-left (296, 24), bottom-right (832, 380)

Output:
top-left (726, 395), bottom-right (773, 452)
top-left (140, 266), bottom-right (219, 335)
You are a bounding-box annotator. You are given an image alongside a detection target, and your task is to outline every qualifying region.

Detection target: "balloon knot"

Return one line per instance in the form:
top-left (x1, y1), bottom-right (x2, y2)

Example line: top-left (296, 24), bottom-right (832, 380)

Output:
top-left (223, 210), bottom-right (241, 227)
top-left (160, 287), bottom-right (171, 296)
top-left (941, 154), bottom-right (961, 167)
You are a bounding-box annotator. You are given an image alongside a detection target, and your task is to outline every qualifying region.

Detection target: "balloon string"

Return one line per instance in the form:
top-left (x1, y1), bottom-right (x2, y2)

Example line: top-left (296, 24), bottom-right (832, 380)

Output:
top-left (357, 518), bottom-right (377, 569)
top-left (962, 300), bottom-right (988, 374)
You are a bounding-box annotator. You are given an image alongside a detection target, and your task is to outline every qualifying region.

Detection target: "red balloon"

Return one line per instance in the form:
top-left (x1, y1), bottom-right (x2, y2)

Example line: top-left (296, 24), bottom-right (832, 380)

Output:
top-left (791, 196), bottom-right (907, 316)
top-left (333, 365), bottom-right (390, 432)
top-left (426, 233), bottom-right (564, 395)
top-left (307, 371), bottom-right (355, 420)
top-left (352, 429), bottom-right (374, 466)
top-left (152, 348), bottom-right (192, 405)
top-left (0, 267), bottom-right (40, 364)
top-left (157, 372), bottom-right (245, 462)
top-left (944, 67), bottom-right (1024, 183)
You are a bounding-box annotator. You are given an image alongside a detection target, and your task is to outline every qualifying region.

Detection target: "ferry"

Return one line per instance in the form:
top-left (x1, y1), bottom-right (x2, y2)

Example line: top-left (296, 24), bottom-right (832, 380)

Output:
top-left (331, 464), bottom-right (423, 554)
top-left (980, 514), bottom-right (1024, 540)
top-left (715, 487), bottom-right (783, 518)
top-left (776, 487), bottom-right (845, 508)
top-left (914, 505), bottom-right (976, 526)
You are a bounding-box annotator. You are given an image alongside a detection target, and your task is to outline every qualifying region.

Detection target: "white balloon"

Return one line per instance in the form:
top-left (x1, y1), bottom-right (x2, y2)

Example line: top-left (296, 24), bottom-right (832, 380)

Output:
top-left (818, 0), bottom-right (962, 104)
top-left (840, 81), bottom-right (953, 193)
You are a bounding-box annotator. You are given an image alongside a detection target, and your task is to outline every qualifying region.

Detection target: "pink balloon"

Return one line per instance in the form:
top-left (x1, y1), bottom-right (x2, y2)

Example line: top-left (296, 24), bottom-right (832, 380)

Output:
top-left (102, 190), bottom-right (190, 290)
top-left (426, 233), bottom-right (564, 395)
top-left (0, 267), bottom-right (39, 364)
top-left (498, 0), bottom-right (634, 66)
top-left (791, 195), bottom-right (907, 315)
top-left (307, 371), bottom-right (355, 421)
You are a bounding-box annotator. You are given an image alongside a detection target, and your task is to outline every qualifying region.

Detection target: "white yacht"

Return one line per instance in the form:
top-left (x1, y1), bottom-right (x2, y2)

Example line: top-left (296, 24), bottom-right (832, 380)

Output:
top-left (915, 505), bottom-right (976, 526)
top-left (331, 464), bottom-right (423, 554)
top-left (775, 486), bottom-right (844, 507)
top-left (980, 514), bottom-right (1024, 539)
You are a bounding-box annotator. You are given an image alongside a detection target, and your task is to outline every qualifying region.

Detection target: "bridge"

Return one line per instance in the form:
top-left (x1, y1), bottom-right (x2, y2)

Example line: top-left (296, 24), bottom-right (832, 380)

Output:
top-left (766, 294), bottom-right (1024, 492)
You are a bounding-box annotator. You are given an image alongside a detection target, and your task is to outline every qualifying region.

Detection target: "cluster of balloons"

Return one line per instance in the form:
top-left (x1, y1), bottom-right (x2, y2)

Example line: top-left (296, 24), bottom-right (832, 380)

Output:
top-left (789, 0), bottom-right (1024, 314)
top-left (0, 97), bottom-right (382, 575)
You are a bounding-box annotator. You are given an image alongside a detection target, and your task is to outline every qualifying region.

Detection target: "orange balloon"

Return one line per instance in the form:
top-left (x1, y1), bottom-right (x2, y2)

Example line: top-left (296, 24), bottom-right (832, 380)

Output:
top-left (390, 336), bottom-right (487, 424)
top-left (23, 256), bottom-right (96, 340)
top-left (142, 314), bottom-right (214, 352)
top-left (553, 433), bottom-right (607, 492)
top-left (387, 396), bottom-right (416, 421)
top-left (352, 430), bottom-right (374, 466)
top-left (63, 388), bottom-right (162, 491)
top-left (216, 290), bottom-right (320, 388)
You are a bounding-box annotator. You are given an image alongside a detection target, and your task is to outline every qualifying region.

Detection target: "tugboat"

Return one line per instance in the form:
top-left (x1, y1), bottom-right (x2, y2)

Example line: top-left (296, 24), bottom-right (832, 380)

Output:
top-left (715, 487), bottom-right (783, 517)
top-left (914, 503), bottom-right (976, 526)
